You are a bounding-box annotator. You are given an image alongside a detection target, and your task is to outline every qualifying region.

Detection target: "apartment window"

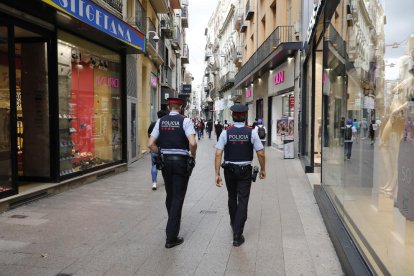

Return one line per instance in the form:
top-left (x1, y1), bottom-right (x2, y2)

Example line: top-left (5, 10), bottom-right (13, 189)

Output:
top-left (135, 0), bottom-right (146, 33)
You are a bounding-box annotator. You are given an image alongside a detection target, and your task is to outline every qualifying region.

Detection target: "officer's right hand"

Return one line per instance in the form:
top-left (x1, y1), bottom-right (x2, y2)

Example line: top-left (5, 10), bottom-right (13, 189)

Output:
top-left (215, 174), bottom-right (223, 187)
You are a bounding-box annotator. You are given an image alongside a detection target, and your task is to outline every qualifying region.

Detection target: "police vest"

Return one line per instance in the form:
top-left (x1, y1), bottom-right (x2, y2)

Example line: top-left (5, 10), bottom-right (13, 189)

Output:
top-left (158, 115), bottom-right (189, 150)
top-left (224, 126), bottom-right (254, 162)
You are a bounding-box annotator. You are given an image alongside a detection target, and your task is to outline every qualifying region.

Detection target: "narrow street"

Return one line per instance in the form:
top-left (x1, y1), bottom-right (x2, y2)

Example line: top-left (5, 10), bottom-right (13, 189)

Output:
top-left (0, 137), bottom-right (342, 276)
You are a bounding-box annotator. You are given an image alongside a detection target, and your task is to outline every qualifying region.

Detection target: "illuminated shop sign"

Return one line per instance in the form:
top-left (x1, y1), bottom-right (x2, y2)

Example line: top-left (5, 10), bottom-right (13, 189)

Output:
top-left (274, 71), bottom-right (285, 85)
top-left (181, 84), bottom-right (192, 94)
top-left (150, 75), bottom-right (158, 88)
top-left (246, 89), bottom-right (252, 98)
top-left (96, 76), bottom-right (119, 88)
top-left (42, 0), bottom-right (145, 51)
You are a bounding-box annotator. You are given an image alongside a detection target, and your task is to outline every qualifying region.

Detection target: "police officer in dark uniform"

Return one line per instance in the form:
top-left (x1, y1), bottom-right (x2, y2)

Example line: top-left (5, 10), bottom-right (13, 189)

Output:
top-left (215, 104), bottom-right (266, 246)
top-left (148, 98), bottom-right (197, 248)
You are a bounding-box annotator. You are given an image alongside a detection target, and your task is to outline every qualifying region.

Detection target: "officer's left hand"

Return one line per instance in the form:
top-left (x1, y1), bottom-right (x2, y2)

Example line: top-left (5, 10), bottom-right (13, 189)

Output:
top-left (259, 170), bottom-right (266, 179)
top-left (215, 174), bottom-right (223, 187)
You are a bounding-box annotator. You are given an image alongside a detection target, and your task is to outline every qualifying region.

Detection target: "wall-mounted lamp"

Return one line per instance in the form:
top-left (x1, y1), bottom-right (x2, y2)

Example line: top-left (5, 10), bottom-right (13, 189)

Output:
top-left (287, 57), bottom-right (294, 62)
top-left (147, 30), bottom-right (159, 43)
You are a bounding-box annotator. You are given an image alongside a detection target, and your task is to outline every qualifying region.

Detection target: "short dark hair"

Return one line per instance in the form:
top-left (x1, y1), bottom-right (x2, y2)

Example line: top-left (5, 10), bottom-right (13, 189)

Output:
top-left (233, 113), bottom-right (246, 122)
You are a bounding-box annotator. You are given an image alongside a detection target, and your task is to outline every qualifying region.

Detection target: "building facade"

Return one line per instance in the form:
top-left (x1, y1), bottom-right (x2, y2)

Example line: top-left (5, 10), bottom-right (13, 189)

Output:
top-left (305, 0), bottom-right (414, 274)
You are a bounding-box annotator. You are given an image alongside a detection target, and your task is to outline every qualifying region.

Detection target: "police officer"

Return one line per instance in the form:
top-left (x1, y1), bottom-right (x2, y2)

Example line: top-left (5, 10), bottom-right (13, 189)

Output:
top-left (148, 98), bottom-right (197, 248)
top-left (215, 104), bottom-right (266, 246)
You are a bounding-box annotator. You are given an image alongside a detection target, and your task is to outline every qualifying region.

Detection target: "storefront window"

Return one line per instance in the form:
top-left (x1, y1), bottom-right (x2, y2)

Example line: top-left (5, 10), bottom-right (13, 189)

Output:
top-left (321, 0), bottom-right (414, 274)
top-left (0, 25), bottom-right (12, 194)
top-left (57, 31), bottom-right (122, 176)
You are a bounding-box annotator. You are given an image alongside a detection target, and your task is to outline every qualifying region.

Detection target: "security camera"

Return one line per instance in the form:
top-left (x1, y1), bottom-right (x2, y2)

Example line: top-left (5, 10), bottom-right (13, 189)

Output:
top-left (152, 34), bottom-right (160, 43)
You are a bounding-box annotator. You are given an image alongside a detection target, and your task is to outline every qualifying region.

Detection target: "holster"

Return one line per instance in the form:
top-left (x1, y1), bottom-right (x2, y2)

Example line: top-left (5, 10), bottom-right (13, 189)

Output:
top-left (155, 153), bottom-right (164, 170)
top-left (187, 157), bottom-right (196, 176)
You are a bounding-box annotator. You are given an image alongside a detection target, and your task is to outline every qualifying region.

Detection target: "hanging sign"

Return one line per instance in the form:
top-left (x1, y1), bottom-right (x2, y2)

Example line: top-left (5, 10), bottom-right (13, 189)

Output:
top-left (42, 0), bottom-right (145, 51)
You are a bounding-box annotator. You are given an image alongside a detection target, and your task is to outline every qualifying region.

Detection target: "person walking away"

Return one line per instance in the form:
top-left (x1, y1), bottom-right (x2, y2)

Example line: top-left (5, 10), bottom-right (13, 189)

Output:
top-left (214, 104), bottom-right (266, 247)
top-left (224, 120), bottom-right (229, 130)
top-left (344, 119), bottom-right (357, 159)
top-left (206, 120), bottom-right (213, 139)
top-left (369, 120), bottom-right (377, 145)
top-left (339, 117), bottom-right (345, 146)
top-left (148, 110), bottom-right (167, 190)
top-left (200, 119), bottom-right (205, 138)
top-left (353, 118), bottom-right (360, 143)
top-left (214, 121), bottom-right (223, 142)
top-left (148, 98), bottom-right (197, 248)
top-left (254, 118), bottom-right (267, 147)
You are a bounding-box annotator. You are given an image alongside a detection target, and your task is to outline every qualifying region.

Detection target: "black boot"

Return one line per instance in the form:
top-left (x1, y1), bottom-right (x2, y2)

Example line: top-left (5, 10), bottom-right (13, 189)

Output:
top-left (233, 234), bottom-right (245, 247)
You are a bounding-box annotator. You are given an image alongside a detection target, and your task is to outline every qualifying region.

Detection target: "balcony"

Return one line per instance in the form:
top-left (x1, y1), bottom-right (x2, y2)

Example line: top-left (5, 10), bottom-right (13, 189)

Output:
top-left (235, 26), bottom-right (298, 87)
top-left (181, 6), bottom-right (188, 28)
top-left (170, 0), bottom-right (181, 9)
top-left (160, 15), bottom-right (173, 39)
top-left (171, 26), bottom-right (181, 50)
top-left (181, 44), bottom-right (189, 64)
top-left (232, 45), bottom-right (243, 65)
top-left (94, 0), bottom-right (122, 16)
top-left (240, 18), bottom-right (247, 33)
top-left (245, 0), bottom-right (254, 21)
top-left (149, 0), bottom-right (168, 13)
top-left (219, 71), bottom-right (235, 92)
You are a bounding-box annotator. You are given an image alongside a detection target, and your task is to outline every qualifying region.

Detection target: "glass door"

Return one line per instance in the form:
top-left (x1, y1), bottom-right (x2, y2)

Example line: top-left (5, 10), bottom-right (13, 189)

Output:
top-left (0, 23), bottom-right (14, 197)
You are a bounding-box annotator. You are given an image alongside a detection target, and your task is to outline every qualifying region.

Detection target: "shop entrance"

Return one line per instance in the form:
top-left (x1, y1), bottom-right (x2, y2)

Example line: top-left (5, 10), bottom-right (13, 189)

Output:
top-left (0, 19), bottom-right (52, 198)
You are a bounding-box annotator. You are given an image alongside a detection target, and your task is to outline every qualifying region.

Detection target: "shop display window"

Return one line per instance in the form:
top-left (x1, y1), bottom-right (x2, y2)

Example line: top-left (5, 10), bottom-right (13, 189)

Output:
top-left (320, 0), bottom-right (414, 274)
top-left (57, 31), bottom-right (122, 176)
top-left (0, 25), bottom-right (12, 193)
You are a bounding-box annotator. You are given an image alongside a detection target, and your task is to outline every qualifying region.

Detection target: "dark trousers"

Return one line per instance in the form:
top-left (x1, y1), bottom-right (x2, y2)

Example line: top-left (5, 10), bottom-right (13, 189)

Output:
top-left (223, 165), bottom-right (253, 236)
top-left (344, 142), bottom-right (353, 159)
top-left (161, 157), bottom-right (190, 241)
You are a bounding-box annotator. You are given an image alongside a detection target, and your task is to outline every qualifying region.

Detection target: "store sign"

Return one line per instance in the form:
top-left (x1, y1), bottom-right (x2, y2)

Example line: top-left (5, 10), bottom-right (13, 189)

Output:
top-left (274, 71), bottom-right (285, 85)
top-left (181, 84), bottom-right (192, 94)
top-left (42, 0), bottom-right (145, 51)
top-left (307, 0), bottom-right (324, 43)
top-left (246, 89), bottom-right (252, 98)
top-left (150, 75), bottom-right (158, 88)
top-left (96, 76), bottom-right (119, 88)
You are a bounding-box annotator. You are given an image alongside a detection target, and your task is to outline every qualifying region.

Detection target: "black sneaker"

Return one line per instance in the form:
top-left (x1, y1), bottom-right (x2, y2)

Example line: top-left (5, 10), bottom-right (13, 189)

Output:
top-left (165, 237), bottom-right (184, 248)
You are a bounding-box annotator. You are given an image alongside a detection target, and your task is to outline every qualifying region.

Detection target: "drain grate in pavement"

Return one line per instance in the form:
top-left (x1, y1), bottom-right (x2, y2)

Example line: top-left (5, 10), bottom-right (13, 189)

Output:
top-left (9, 215), bottom-right (28, 219)
top-left (200, 210), bottom-right (217, 214)
top-left (55, 274), bottom-right (73, 276)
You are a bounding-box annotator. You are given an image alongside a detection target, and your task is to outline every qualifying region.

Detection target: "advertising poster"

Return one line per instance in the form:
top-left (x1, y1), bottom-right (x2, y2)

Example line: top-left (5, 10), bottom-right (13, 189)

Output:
top-left (287, 117), bottom-right (294, 139)
top-left (276, 117), bottom-right (288, 136)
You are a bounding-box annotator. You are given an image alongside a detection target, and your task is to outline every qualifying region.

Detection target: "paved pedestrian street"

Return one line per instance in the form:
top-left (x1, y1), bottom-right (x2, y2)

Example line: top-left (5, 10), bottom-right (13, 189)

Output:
top-left (0, 138), bottom-right (343, 276)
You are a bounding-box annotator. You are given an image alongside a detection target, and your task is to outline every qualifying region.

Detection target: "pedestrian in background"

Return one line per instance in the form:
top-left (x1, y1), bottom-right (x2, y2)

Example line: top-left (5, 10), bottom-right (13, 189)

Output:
top-left (369, 120), bottom-right (377, 145)
top-left (214, 121), bottom-right (223, 142)
top-left (148, 110), bottom-right (167, 190)
top-left (148, 98), bottom-right (197, 249)
top-left (353, 118), bottom-right (360, 143)
top-left (344, 119), bottom-right (357, 160)
top-left (254, 118), bottom-right (267, 147)
top-left (215, 104), bottom-right (266, 247)
top-left (206, 120), bottom-right (213, 139)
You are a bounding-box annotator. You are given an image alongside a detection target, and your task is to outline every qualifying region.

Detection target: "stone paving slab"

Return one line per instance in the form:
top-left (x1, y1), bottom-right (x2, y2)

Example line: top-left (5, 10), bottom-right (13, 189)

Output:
top-left (0, 137), bottom-right (343, 275)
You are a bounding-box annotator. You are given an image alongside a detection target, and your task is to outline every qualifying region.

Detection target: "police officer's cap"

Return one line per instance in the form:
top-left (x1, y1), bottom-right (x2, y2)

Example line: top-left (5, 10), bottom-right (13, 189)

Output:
top-left (230, 104), bottom-right (248, 113)
top-left (166, 97), bottom-right (184, 105)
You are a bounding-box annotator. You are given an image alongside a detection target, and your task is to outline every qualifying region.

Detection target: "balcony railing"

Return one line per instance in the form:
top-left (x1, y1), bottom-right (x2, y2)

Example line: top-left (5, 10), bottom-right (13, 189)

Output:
top-left (181, 44), bottom-right (189, 64)
top-left (95, 0), bottom-right (122, 14)
top-left (219, 71), bottom-right (235, 92)
top-left (171, 26), bottom-right (181, 50)
top-left (325, 24), bottom-right (348, 61)
top-left (234, 26), bottom-right (294, 86)
top-left (158, 38), bottom-right (166, 61)
top-left (181, 6), bottom-right (188, 28)
top-left (160, 14), bottom-right (173, 39)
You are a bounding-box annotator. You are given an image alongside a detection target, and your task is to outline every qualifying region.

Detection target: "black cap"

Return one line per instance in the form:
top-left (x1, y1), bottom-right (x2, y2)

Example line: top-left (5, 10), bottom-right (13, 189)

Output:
top-left (166, 97), bottom-right (184, 105)
top-left (230, 104), bottom-right (248, 113)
